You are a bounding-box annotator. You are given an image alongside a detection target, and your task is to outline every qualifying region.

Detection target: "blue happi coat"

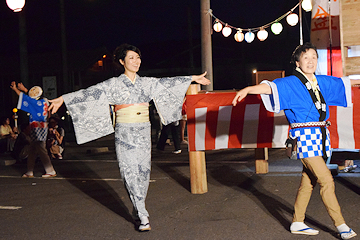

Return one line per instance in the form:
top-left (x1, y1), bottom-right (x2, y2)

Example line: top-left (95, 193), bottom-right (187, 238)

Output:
top-left (261, 74), bottom-right (352, 159)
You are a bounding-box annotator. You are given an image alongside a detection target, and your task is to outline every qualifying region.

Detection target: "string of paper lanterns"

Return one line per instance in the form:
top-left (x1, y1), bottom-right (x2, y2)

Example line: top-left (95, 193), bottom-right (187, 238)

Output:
top-left (209, 0), bottom-right (312, 43)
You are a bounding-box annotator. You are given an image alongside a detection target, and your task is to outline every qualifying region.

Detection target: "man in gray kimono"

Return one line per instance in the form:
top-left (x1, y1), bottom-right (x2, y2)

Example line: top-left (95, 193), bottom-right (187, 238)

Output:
top-left (49, 43), bottom-right (210, 231)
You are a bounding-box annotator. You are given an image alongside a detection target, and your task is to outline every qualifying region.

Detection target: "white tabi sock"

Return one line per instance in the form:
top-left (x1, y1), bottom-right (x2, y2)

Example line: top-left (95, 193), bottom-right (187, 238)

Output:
top-left (337, 223), bottom-right (350, 233)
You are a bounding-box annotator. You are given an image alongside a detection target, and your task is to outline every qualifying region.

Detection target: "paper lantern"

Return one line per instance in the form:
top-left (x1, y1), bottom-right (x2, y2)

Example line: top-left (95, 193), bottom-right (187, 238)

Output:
top-left (302, 0), bottom-right (312, 12)
top-left (257, 29), bottom-right (268, 41)
top-left (244, 31), bottom-right (255, 43)
top-left (286, 13), bottom-right (299, 26)
top-left (222, 25), bottom-right (232, 37)
top-left (6, 0), bottom-right (25, 12)
top-left (213, 21), bottom-right (223, 32)
top-left (234, 30), bottom-right (244, 42)
top-left (271, 22), bottom-right (283, 35)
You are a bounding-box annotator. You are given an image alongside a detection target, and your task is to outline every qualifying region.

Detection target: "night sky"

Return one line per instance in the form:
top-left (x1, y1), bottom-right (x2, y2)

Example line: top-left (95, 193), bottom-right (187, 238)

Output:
top-left (0, 0), bottom-right (312, 86)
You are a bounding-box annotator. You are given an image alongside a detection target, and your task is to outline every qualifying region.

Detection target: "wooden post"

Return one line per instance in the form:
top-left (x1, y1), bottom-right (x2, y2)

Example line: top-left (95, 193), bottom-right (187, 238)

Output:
top-left (200, 0), bottom-right (213, 91)
top-left (186, 84), bottom-right (201, 95)
top-left (189, 151), bottom-right (208, 194)
top-left (255, 148), bottom-right (268, 174)
top-left (187, 84), bottom-right (208, 194)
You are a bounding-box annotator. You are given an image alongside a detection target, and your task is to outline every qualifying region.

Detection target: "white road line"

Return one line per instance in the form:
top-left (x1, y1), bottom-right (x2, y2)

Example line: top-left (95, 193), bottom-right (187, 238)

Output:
top-left (58, 160), bottom-right (117, 163)
top-left (0, 206), bottom-right (22, 210)
top-left (0, 175), bottom-right (162, 182)
top-left (58, 159), bottom-right (251, 164)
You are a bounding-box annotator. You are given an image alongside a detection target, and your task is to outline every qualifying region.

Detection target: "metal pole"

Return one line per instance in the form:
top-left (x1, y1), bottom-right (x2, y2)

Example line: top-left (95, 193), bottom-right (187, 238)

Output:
top-left (328, 0), bottom-right (333, 75)
top-left (187, 7), bottom-right (194, 69)
top-left (200, 0), bottom-right (213, 91)
top-left (19, 10), bottom-right (29, 87)
top-left (299, 1), bottom-right (303, 45)
top-left (60, 0), bottom-right (69, 93)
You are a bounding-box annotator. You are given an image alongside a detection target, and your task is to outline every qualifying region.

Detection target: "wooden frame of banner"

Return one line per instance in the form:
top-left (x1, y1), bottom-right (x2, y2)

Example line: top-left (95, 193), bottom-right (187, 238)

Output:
top-left (186, 84), bottom-right (269, 194)
top-left (187, 84), bottom-right (208, 194)
top-left (340, 0), bottom-right (360, 76)
top-left (252, 70), bottom-right (285, 85)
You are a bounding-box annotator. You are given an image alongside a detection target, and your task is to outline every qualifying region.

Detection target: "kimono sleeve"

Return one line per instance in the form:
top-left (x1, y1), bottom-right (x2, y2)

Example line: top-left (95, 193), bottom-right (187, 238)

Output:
top-left (62, 82), bottom-right (114, 144)
top-left (150, 76), bottom-right (192, 125)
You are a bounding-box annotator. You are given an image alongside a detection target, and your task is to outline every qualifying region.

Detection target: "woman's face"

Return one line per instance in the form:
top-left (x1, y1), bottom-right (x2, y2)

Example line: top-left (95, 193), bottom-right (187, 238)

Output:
top-left (119, 50), bottom-right (141, 74)
top-left (296, 48), bottom-right (318, 76)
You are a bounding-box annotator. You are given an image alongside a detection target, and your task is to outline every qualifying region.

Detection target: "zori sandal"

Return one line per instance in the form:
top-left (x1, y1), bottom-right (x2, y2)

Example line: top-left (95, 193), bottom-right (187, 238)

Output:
top-left (291, 227), bottom-right (319, 235)
top-left (22, 173), bottom-right (34, 178)
top-left (41, 173), bottom-right (57, 178)
top-left (290, 222), bottom-right (319, 236)
top-left (340, 229), bottom-right (357, 240)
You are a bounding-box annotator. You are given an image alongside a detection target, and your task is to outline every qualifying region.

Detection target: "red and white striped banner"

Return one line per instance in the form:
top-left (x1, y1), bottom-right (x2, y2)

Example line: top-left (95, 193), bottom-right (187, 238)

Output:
top-left (187, 92), bottom-right (289, 152)
top-left (187, 89), bottom-right (360, 152)
top-left (328, 87), bottom-right (360, 149)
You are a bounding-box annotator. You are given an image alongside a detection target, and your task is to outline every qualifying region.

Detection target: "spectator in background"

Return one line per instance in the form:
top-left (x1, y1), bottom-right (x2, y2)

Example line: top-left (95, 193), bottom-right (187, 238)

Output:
top-left (46, 116), bottom-right (65, 159)
top-left (180, 97), bottom-right (188, 144)
top-left (156, 121), bottom-right (181, 154)
top-left (11, 123), bottom-right (31, 163)
top-left (0, 116), bottom-right (17, 152)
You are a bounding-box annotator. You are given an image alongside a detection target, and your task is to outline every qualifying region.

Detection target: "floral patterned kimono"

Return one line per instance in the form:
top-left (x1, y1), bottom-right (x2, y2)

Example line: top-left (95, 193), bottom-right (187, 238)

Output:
top-left (63, 73), bottom-right (192, 218)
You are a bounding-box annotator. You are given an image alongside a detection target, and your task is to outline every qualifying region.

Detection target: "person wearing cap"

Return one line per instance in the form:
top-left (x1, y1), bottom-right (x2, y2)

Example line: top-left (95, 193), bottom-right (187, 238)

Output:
top-left (10, 82), bottom-right (57, 178)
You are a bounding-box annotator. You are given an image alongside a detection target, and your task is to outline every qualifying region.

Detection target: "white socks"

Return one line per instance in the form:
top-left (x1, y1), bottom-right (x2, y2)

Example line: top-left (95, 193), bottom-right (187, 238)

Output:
top-left (337, 223), bottom-right (350, 233)
top-left (139, 216), bottom-right (149, 225)
top-left (25, 171), bottom-right (34, 176)
top-left (46, 170), bottom-right (56, 175)
top-left (290, 222), bottom-right (356, 239)
top-left (138, 216), bottom-right (151, 231)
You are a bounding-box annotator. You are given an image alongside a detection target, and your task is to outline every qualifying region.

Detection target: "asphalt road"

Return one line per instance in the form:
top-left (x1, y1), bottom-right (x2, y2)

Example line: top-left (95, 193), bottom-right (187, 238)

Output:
top-left (0, 135), bottom-right (359, 240)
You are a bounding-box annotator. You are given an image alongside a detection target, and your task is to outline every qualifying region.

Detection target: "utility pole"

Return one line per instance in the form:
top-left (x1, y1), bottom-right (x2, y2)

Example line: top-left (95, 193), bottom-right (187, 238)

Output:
top-left (200, 0), bottom-right (213, 91)
top-left (60, 0), bottom-right (69, 93)
top-left (19, 10), bottom-right (29, 87)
